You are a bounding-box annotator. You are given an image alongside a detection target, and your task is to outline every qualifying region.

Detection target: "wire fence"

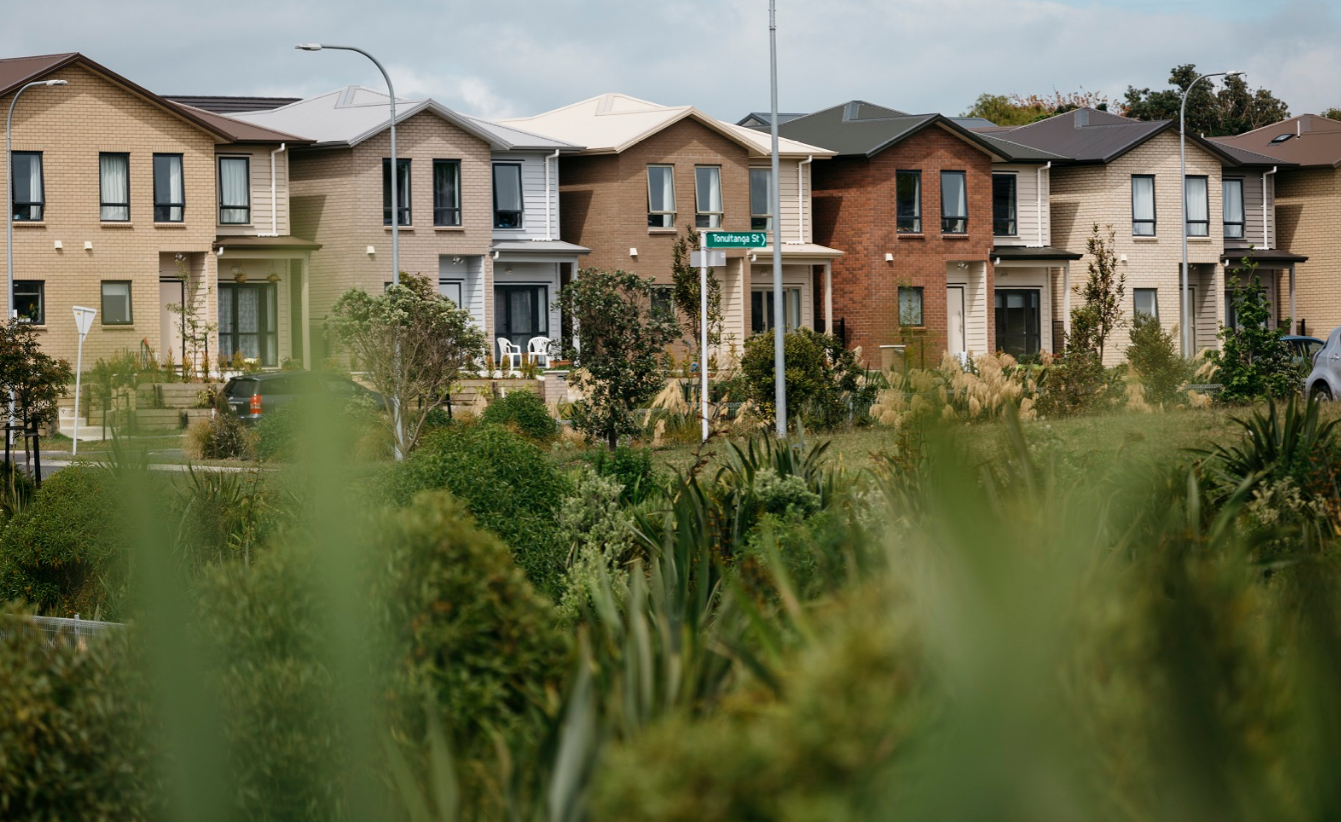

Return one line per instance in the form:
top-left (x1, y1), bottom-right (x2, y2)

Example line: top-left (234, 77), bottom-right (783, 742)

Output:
top-left (2, 613), bottom-right (124, 649)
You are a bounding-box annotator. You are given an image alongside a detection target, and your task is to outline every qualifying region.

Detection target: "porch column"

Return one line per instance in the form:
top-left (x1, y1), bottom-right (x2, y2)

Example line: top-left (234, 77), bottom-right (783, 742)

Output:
top-left (300, 253), bottom-right (312, 370)
top-left (1289, 264), bottom-right (1297, 335)
top-left (571, 264), bottom-right (579, 357)
top-left (824, 261), bottom-right (833, 336)
top-left (1062, 262), bottom-right (1071, 338)
top-left (739, 256), bottom-right (750, 344)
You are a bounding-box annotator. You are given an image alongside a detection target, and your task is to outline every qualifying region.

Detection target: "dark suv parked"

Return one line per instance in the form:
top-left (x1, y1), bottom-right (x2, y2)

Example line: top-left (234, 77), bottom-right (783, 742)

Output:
top-left (222, 371), bottom-right (381, 425)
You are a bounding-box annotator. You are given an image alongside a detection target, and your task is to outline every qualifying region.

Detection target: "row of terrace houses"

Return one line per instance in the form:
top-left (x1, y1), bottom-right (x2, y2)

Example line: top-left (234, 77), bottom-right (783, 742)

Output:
top-left (2, 51), bottom-right (1338, 375)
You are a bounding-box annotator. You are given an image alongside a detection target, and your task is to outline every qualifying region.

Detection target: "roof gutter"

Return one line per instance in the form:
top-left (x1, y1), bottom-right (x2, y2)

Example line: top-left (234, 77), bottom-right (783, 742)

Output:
top-left (796, 155), bottom-right (813, 244)
top-left (1036, 161), bottom-right (1051, 248)
top-left (1263, 165), bottom-right (1277, 250)
top-left (262, 143), bottom-right (285, 237)
top-left (545, 149), bottom-right (560, 241)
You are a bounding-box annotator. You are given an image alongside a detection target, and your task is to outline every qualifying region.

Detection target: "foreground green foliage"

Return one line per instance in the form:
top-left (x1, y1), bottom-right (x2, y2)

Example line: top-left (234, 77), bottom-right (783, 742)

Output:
top-left (480, 389), bottom-right (558, 444)
top-left (740, 327), bottom-right (873, 430)
top-left (1214, 259), bottom-right (1303, 403)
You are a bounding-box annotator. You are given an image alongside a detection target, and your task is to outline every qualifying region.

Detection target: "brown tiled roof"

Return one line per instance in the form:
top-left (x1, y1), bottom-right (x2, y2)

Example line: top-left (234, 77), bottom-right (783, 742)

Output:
top-left (0, 52), bottom-right (303, 145)
top-left (1214, 115), bottom-right (1341, 169)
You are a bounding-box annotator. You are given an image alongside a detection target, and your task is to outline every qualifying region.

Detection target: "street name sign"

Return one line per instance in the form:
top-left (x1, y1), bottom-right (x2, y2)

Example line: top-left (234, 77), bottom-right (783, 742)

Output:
top-left (704, 231), bottom-right (767, 249)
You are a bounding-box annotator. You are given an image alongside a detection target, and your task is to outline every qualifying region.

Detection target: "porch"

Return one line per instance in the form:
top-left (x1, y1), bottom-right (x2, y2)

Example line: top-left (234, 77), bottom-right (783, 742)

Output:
top-left (719, 244), bottom-right (841, 362)
top-left (1221, 249), bottom-right (1309, 336)
top-left (992, 245), bottom-right (1082, 360)
top-left (213, 236), bottom-right (321, 372)
top-left (488, 240), bottom-right (589, 364)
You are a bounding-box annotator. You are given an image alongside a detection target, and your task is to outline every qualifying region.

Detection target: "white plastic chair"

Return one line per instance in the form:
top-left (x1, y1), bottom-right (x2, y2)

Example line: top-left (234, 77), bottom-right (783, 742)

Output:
top-left (497, 337), bottom-right (523, 371)
top-left (527, 336), bottom-right (553, 369)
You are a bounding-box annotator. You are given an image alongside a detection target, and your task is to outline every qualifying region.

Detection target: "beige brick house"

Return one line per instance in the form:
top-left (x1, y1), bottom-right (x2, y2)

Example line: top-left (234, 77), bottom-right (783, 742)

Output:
top-left (981, 108), bottom-right (1276, 363)
top-left (0, 53), bottom-right (305, 372)
top-left (504, 94), bottom-right (839, 364)
top-left (233, 87), bottom-right (585, 365)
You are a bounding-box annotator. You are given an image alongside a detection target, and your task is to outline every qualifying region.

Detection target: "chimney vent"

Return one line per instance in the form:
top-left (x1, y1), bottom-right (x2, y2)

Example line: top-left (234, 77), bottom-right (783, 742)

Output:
top-left (1075, 109), bottom-right (1089, 128)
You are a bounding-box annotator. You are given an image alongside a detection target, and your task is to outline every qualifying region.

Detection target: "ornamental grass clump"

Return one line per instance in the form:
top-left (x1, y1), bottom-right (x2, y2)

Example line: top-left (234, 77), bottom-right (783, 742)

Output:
top-left (872, 352), bottom-right (1039, 430)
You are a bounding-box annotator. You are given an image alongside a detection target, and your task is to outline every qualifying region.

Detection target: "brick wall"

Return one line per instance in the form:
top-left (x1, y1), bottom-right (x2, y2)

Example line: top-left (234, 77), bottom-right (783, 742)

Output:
top-left (1275, 167), bottom-right (1339, 336)
top-left (0, 62), bottom-right (218, 366)
top-left (812, 126), bottom-right (995, 362)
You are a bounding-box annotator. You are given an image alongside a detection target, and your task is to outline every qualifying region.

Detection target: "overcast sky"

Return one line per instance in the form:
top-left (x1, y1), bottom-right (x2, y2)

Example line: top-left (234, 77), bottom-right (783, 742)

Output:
top-left (4, 0), bottom-right (1339, 121)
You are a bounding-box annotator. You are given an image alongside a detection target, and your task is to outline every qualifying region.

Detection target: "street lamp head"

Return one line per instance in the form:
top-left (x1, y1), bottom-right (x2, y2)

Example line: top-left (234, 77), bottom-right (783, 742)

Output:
top-left (295, 43), bottom-right (323, 51)
top-left (1227, 70), bottom-right (1244, 78)
top-left (44, 80), bottom-right (67, 87)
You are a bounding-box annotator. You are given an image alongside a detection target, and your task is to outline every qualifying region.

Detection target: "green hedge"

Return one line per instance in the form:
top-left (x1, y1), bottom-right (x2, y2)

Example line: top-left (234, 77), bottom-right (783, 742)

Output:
top-left (480, 389), bottom-right (559, 443)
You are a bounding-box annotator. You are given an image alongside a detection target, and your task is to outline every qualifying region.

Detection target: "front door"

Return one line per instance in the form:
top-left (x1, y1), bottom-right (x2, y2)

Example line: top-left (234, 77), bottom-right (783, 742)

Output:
top-left (946, 286), bottom-right (966, 358)
top-left (494, 284), bottom-right (548, 355)
top-left (1187, 285), bottom-right (1197, 353)
top-left (159, 280), bottom-right (184, 367)
top-left (995, 288), bottom-right (1041, 359)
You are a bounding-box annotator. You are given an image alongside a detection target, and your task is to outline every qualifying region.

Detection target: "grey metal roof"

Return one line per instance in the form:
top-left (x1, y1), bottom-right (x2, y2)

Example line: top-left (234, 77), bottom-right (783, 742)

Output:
top-left (232, 86), bottom-right (580, 152)
top-left (490, 240), bottom-right (591, 254)
top-left (952, 116), bottom-right (996, 129)
top-left (993, 245), bottom-right (1083, 261)
top-left (737, 112), bottom-right (809, 127)
top-left (1221, 248), bottom-right (1307, 264)
top-left (773, 100), bottom-right (1050, 162)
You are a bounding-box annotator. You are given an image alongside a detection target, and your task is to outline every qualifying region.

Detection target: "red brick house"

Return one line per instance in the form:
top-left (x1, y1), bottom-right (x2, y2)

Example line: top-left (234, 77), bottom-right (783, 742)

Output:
top-left (775, 102), bottom-right (1060, 365)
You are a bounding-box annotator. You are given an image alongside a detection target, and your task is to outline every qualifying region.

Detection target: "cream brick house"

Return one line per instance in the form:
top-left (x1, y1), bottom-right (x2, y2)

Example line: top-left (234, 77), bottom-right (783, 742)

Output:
top-left (232, 87), bottom-right (584, 364)
top-left (980, 108), bottom-right (1276, 363)
top-left (0, 53), bottom-right (305, 372)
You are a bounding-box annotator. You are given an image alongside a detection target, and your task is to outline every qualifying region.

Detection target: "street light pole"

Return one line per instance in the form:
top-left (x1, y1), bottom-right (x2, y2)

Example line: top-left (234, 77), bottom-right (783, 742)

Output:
top-left (6, 78), bottom-right (67, 456)
top-left (297, 43), bottom-right (405, 459)
top-left (1180, 69), bottom-right (1241, 358)
top-left (768, 0), bottom-right (787, 438)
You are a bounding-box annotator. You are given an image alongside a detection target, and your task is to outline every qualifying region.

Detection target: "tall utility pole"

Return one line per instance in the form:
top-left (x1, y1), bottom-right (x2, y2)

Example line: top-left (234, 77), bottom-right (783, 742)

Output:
top-left (297, 43), bottom-right (405, 459)
top-left (768, 0), bottom-right (787, 437)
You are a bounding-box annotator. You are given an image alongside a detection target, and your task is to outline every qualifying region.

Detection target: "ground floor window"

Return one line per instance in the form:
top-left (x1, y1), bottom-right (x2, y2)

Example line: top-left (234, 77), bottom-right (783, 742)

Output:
top-left (995, 288), bottom-right (1040, 359)
top-left (101, 281), bottom-right (133, 325)
top-left (495, 284), bottom-right (548, 354)
top-left (439, 279), bottom-right (463, 307)
top-left (1134, 288), bottom-right (1158, 319)
top-left (898, 286), bottom-right (924, 327)
top-left (650, 285), bottom-right (674, 320)
top-left (14, 280), bottom-right (43, 324)
top-left (751, 287), bottom-right (801, 334)
top-left (219, 282), bottom-right (278, 367)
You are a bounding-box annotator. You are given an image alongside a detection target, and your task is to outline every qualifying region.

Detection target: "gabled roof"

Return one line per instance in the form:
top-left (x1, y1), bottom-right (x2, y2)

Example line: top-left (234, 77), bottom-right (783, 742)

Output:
top-left (1213, 114), bottom-right (1341, 169)
top-left (232, 86), bottom-right (580, 152)
top-left (772, 101), bottom-right (1046, 163)
top-left (736, 112), bottom-right (809, 128)
top-left (0, 52), bottom-right (300, 145)
top-left (165, 95), bottom-right (301, 114)
top-left (977, 107), bottom-right (1254, 167)
top-left (501, 93), bottom-right (833, 158)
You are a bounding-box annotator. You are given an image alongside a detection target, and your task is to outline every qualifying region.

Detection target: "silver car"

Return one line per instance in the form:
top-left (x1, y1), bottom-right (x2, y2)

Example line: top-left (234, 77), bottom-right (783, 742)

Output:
top-left (1304, 328), bottom-right (1341, 400)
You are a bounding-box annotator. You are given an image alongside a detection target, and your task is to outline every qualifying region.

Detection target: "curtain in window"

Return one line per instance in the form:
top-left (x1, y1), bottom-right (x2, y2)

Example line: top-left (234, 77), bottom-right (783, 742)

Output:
top-left (696, 167), bottom-right (722, 227)
top-left (155, 155), bottom-right (184, 221)
top-left (494, 165), bottom-right (522, 212)
top-left (750, 168), bottom-right (771, 230)
top-left (1185, 177), bottom-right (1209, 236)
top-left (434, 161), bottom-right (460, 226)
top-left (100, 155), bottom-right (129, 220)
top-left (942, 172), bottom-right (967, 217)
top-left (220, 158), bottom-right (249, 223)
top-left (13, 154), bottom-right (42, 219)
top-left (1222, 179), bottom-right (1244, 238)
top-left (647, 166), bottom-right (674, 228)
top-left (1132, 177), bottom-right (1155, 234)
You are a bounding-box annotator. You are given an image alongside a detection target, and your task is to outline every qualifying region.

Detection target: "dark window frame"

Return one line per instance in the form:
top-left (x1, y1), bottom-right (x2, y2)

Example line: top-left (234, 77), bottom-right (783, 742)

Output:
top-left (1222, 177), bottom-right (1245, 239)
top-left (896, 170), bottom-right (922, 233)
top-left (432, 159), bottom-right (462, 227)
top-left (13, 280), bottom-right (43, 324)
top-left (1134, 288), bottom-right (1159, 319)
top-left (1185, 174), bottom-right (1210, 237)
top-left (648, 164), bottom-right (676, 229)
top-left (492, 162), bottom-right (524, 229)
top-left (382, 158), bottom-right (411, 226)
top-left (99, 152), bottom-right (130, 222)
top-left (940, 170), bottom-right (968, 234)
top-left (750, 287), bottom-right (802, 334)
top-left (100, 280), bottom-right (134, 326)
top-left (898, 285), bottom-right (925, 327)
top-left (218, 155), bottom-right (251, 225)
top-left (1131, 174), bottom-right (1156, 236)
top-left (153, 153), bottom-right (185, 222)
top-left (749, 166), bottom-right (772, 231)
top-left (994, 288), bottom-right (1042, 359)
top-left (651, 284), bottom-right (675, 319)
top-left (992, 173), bottom-right (1017, 236)
top-left (494, 283), bottom-right (549, 351)
top-left (217, 281), bottom-right (279, 367)
top-left (11, 151), bottom-right (44, 222)
top-left (695, 165), bottom-right (723, 229)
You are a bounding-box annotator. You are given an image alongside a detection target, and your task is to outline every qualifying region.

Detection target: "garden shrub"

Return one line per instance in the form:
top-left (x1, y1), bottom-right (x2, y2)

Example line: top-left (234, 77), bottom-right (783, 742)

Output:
top-left (1126, 313), bottom-right (1193, 408)
top-left (0, 468), bottom-right (130, 619)
top-left (0, 612), bottom-right (158, 821)
top-left (253, 395), bottom-right (382, 462)
top-left (587, 445), bottom-right (662, 505)
top-left (555, 468), bottom-right (639, 624)
top-left (1213, 264), bottom-right (1302, 403)
top-left (480, 388), bottom-right (558, 443)
top-left (183, 409), bottom-right (254, 461)
top-left (872, 352), bottom-right (1039, 430)
top-left (385, 422), bottom-right (571, 599)
top-left (740, 328), bottom-right (874, 430)
top-left (0, 461), bottom-right (36, 529)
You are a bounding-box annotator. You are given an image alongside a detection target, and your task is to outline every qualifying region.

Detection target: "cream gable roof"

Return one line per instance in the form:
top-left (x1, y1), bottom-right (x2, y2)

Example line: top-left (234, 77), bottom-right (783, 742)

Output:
top-left (501, 93), bottom-right (833, 158)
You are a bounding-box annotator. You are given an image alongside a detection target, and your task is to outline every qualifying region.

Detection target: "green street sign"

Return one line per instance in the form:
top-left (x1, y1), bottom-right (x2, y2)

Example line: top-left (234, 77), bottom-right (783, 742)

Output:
top-left (704, 231), bottom-right (767, 249)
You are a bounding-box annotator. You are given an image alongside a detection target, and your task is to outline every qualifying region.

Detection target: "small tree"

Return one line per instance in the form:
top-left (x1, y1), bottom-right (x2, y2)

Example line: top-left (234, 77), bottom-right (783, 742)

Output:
top-left (0, 321), bottom-right (73, 450)
top-left (166, 253), bottom-right (217, 381)
top-left (670, 226), bottom-right (724, 365)
top-left (558, 268), bottom-right (680, 449)
top-left (1073, 223), bottom-right (1127, 362)
top-left (1212, 256), bottom-right (1300, 403)
top-left (326, 273), bottom-right (486, 453)
top-left (1127, 313), bottom-right (1192, 408)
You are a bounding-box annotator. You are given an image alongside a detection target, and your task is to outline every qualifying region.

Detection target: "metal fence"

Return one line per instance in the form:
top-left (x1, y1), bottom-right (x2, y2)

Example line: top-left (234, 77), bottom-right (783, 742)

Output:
top-left (2, 614), bottom-right (124, 648)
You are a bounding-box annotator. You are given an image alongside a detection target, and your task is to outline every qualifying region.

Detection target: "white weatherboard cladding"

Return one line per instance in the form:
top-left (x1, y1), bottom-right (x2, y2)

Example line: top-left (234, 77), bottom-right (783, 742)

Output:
top-left (775, 159), bottom-right (813, 245)
top-left (992, 164), bottom-right (1048, 248)
top-left (440, 255), bottom-right (486, 329)
top-left (492, 151), bottom-right (560, 241)
top-left (1224, 168), bottom-right (1274, 252)
top-left (947, 261), bottom-right (989, 355)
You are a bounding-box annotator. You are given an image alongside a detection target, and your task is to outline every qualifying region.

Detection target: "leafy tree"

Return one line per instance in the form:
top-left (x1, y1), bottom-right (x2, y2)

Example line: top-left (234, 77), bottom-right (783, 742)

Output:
top-left (0, 320), bottom-right (72, 438)
top-left (962, 89), bottom-right (1113, 126)
top-left (1322, 107), bottom-right (1341, 122)
top-left (740, 328), bottom-right (872, 430)
top-left (1127, 312), bottom-right (1192, 407)
top-left (1123, 64), bottom-right (1289, 136)
top-left (1071, 224), bottom-right (1126, 362)
top-left (326, 273), bottom-right (486, 454)
top-left (557, 268), bottom-right (681, 448)
top-left (1212, 255), bottom-right (1301, 403)
top-left (670, 225), bottom-right (724, 365)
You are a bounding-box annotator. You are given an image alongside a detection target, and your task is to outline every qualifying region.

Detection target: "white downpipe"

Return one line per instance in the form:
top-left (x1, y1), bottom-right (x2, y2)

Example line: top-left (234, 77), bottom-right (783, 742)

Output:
top-left (545, 149), bottom-right (560, 241)
top-left (266, 143), bottom-right (286, 236)
top-left (796, 155), bottom-right (812, 243)
top-left (1036, 161), bottom-right (1051, 248)
top-left (1263, 166), bottom-right (1277, 250)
